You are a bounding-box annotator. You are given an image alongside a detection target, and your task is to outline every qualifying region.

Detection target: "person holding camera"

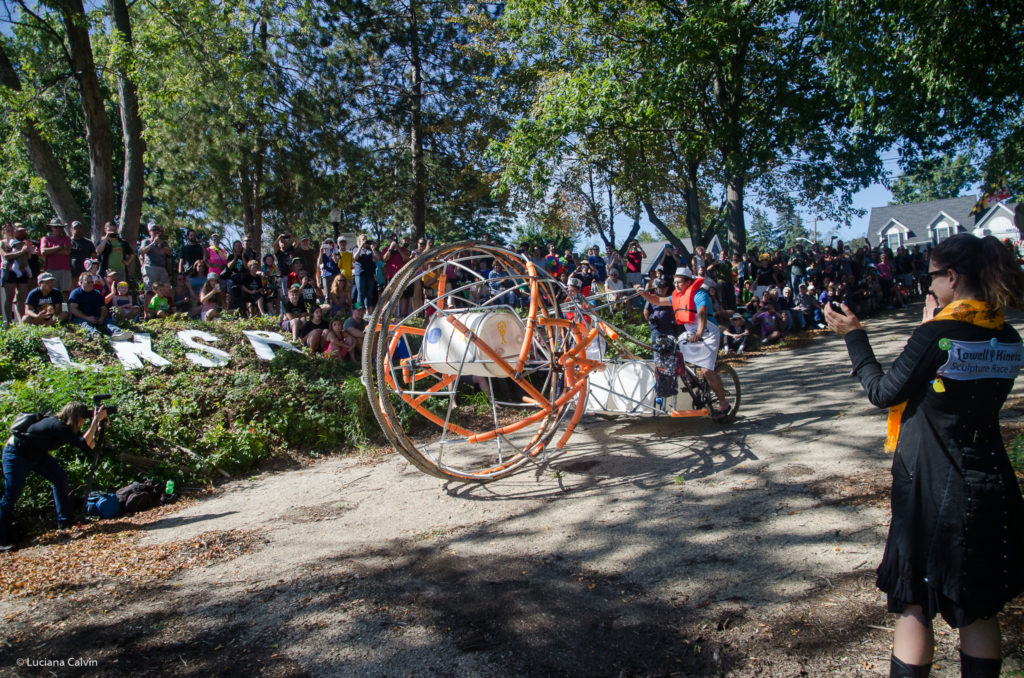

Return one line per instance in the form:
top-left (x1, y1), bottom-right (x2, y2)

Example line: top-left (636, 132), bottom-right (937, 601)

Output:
top-left (0, 403), bottom-right (108, 551)
top-left (825, 233), bottom-right (1024, 678)
top-left (139, 222), bottom-right (172, 293)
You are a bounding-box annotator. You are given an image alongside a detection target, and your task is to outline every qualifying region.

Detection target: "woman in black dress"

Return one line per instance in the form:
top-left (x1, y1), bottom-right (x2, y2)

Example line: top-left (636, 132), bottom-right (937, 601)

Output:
top-left (825, 233), bottom-right (1024, 678)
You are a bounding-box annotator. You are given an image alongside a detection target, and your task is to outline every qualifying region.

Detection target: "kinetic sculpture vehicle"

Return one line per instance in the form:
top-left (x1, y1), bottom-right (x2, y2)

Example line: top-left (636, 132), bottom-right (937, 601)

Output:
top-left (361, 242), bottom-right (740, 483)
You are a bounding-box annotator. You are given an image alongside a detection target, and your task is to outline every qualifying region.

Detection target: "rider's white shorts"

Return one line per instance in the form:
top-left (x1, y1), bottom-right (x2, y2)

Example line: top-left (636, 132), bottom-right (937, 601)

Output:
top-left (680, 323), bottom-right (720, 370)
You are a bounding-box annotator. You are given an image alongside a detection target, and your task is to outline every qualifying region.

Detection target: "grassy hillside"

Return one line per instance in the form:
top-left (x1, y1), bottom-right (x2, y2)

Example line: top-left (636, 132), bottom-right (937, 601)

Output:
top-left (0, 318), bottom-right (376, 516)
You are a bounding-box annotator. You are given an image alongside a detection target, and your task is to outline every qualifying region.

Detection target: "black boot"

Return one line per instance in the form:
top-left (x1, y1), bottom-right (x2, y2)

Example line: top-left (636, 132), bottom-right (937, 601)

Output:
top-left (960, 652), bottom-right (1000, 678)
top-left (890, 654), bottom-right (931, 678)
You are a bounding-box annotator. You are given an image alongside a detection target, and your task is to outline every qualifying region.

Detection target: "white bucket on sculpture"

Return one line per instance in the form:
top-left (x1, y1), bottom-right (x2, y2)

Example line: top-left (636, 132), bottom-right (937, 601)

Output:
top-left (421, 310), bottom-right (525, 378)
top-left (584, 360), bottom-right (657, 414)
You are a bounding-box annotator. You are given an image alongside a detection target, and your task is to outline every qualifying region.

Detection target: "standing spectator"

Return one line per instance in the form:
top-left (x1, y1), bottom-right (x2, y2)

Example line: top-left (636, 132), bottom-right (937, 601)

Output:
top-left (139, 222), bottom-right (172, 292)
top-left (95, 221), bottom-right (134, 283)
top-left (317, 237), bottom-right (340, 294)
top-left (625, 241), bottom-right (644, 286)
top-left (2, 223), bottom-right (33, 323)
top-left (722, 313), bottom-right (749, 354)
top-left (206, 236), bottom-right (228, 278)
top-left (297, 236), bottom-right (317, 278)
top-left (274, 233), bottom-right (297, 295)
top-left (22, 272), bottom-right (68, 326)
top-left (587, 246), bottom-right (607, 282)
top-left (39, 221), bottom-right (72, 294)
top-left (753, 255), bottom-right (775, 299)
top-left (336, 237), bottom-right (353, 282)
top-left (487, 260), bottom-right (514, 306)
top-left (643, 278), bottom-right (675, 342)
top-left (655, 243), bottom-right (678, 279)
top-left (788, 243), bottom-right (809, 289)
top-left (241, 235), bottom-right (259, 264)
top-left (382, 233), bottom-right (411, 315)
top-left (544, 243), bottom-right (564, 278)
top-left (68, 272), bottom-right (132, 340)
top-left (606, 245), bottom-right (625, 281)
top-left (177, 229), bottom-right (207, 274)
top-left (352, 235), bottom-right (378, 310)
top-left (68, 221), bottom-right (96, 281)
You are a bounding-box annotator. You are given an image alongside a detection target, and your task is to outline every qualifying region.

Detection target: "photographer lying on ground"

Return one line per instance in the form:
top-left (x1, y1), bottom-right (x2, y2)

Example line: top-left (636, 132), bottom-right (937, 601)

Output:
top-left (0, 403), bottom-right (108, 551)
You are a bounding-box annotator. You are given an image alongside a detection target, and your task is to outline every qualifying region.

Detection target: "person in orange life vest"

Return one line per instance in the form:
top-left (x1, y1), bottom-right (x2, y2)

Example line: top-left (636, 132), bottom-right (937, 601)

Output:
top-left (635, 268), bottom-right (729, 415)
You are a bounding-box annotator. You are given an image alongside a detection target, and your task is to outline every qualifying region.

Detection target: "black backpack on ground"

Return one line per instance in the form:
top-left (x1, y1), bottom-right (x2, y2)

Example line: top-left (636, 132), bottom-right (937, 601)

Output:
top-left (115, 480), bottom-right (164, 513)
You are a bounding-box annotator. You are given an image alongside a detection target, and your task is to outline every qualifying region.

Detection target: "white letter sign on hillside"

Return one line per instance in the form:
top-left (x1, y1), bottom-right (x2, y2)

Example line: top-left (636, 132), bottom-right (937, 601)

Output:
top-left (111, 333), bottom-right (172, 370)
top-left (178, 330), bottom-right (231, 368)
top-left (242, 330), bottom-right (303, 360)
top-left (37, 329), bottom-right (305, 371)
top-left (41, 336), bottom-right (87, 370)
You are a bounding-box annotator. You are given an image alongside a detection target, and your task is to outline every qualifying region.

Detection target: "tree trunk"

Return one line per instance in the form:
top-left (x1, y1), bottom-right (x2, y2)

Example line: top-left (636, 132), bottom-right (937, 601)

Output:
top-left (109, 0), bottom-right (145, 247)
top-left (725, 174), bottom-right (746, 254)
top-left (684, 157), bottom-right (705, 247)
top-left (59, 0), bottom-right (115, 241)
top-left (617, 213), bottom-right (642, 256)
top-left (0, 45), bottom-right (85, 225)
top-left (642, 201), bottom-right (690, 260)
top-left (606, 181), bottom-right (616, 246)
top-left (408, 0), bottom-right (426, 241)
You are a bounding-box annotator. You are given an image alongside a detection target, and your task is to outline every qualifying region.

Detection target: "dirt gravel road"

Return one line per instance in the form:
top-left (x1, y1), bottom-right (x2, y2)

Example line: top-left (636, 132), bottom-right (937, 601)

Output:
top-left (2, 306), bottom-right (1023, 677)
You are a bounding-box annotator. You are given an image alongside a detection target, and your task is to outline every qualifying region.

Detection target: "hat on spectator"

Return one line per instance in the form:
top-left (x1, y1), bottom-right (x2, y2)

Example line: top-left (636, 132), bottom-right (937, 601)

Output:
top-left (292, 257), bottom-right (303, 265)
top-left (353, 302), bottom-right (364, 310)
top-left (206, 272), bottom-right (219, 280)
top-left (71, 220), bottom-right (83, 228)
top-left (783, 286), bottom-right (792, 294)
top-left (731, 312), bottom-right (743, 320)
top-left (105, 269), bottom-right (118, 277)
top-left (655, 278), bottom-right (670, 287)
top-left (567, 276), bottom-right (583, 288)
top-left (38, 272), bottom-right (56, 282)
top-left (47, 219), bottom-right (63, 228)
top-left (759, 253), bottom-right (770, 261)
top-left (675, 267), bottom-right (695, 278)
top-left (289, 283), bottom-right (301, 290)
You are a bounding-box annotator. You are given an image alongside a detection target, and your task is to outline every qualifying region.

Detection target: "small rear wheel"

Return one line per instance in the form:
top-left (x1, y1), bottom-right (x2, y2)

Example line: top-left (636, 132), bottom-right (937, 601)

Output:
top-left (704, 363), bottom-right (740, 424)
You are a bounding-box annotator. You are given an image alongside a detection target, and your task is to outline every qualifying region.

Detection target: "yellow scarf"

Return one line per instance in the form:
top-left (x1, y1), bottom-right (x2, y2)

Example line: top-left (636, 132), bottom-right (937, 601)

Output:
top-left (884, 299), bottom-right (1005, 452)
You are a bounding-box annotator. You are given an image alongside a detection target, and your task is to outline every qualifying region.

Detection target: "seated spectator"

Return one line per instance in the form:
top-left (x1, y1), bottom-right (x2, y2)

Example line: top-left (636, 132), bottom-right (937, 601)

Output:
top-left (793, 282), bottom-right (821, 329)
top-left (22, 272), bottom-right (68, 326)
top-left (297, 270), bottom-right (321, 307)
top-left (172, 273), bottom-right (198, 318)
top-left (107, 281), bottom-right (141, 321)
top-left (188, 260), bottom-right (209, 298)
top-left (281, 284), bottom-right (307, 340)
top-left (198, 272), bottom-right (225, 321)
top-left (68, 272), bottom-right (132, 340)
top-left (603, 267), bottom-right (625, 309)
top-left (238, 260), bottom-right (264, 317)
top-left (328, 275), bottom-right (352, 316)
top-left (343, 303), bottom-right (367, 354)
top-left (322, 314), bottom-right (356, 360)
top-left (297, 304), bottom-right (330, 351)
top-left (147, 281), bottom-right (175, 319)
top-left (752, 302), bottom-right (782, 344)
top-left (780, 286), bottom-right (805, 330)
top-left (738, 279), bottom-right (755, 307)
top-left (643, 278), bottom-right (676, 342)
top-left (721, 313), bottom-right (749, 354)
top-left (487, 260), bottom-right (515, 307)
top-left (574, 261), bottom-right (594, 296)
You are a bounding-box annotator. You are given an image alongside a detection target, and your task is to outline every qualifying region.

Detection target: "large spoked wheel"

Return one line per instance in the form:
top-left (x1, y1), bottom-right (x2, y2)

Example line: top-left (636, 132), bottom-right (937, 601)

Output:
top-left (705, 363), bottom-right (741, 425)
top-left (362, 242), bottom-right (600, 482)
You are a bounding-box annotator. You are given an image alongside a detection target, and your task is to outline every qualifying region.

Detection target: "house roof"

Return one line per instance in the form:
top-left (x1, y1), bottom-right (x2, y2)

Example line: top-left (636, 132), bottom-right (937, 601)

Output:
top-left (867, 196), bottom-right (978, 246)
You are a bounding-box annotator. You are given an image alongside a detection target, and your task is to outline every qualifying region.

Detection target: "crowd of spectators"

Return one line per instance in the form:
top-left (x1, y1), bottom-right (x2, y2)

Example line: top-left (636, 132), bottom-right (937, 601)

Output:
top-left (5, 217), bottom-right (1016, 359)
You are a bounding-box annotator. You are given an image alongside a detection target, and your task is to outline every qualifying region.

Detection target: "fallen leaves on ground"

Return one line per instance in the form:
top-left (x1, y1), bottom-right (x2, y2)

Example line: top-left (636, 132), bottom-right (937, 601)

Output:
top-left (0, 497), bottom-right (263, 600)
